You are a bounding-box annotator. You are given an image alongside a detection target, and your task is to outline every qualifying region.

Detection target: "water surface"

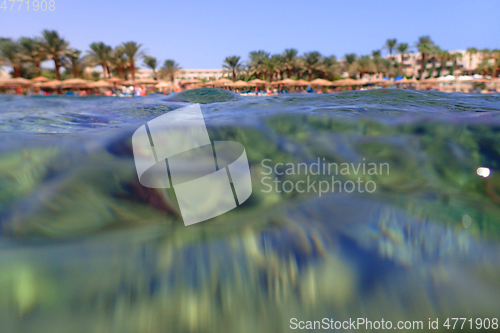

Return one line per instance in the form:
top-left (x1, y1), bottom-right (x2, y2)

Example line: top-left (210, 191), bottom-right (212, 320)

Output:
top-left (0, 90), bottom-right (500, 332)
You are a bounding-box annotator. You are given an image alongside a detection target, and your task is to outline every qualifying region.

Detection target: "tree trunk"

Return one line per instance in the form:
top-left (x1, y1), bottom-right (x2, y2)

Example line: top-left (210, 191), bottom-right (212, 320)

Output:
top-left (118, 67), bottom-right (123, 79)
top-left (73, 65), bottom-right (78, 78)
top-left (232, 69), bottom-right (236, 82)
top-left (54, 59), bottom-right (61, 80)
top-left (287, 68), bottom-right (292, 79)
top-left (14, 66), bottom-right (21, 77)
top-left (130, 61), bottom-right (135, 81)
top-left (419, 53), bottom-right (426, 79)
top-left (35, 61), bottom-right (41, 76)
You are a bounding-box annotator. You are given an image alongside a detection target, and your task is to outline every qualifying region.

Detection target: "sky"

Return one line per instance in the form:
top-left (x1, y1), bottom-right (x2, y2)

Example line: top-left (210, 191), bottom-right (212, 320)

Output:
top-left (1, 0), bottom-right (499, 69)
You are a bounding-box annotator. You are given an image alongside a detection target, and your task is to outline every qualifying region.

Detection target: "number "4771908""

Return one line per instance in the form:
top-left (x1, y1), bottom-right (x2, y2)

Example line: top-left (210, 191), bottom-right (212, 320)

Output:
top-left (1, 0), bottom-right (55, 11)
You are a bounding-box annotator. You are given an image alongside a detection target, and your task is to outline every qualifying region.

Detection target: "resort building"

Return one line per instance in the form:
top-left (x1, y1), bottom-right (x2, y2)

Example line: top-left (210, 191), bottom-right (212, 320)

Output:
top-left (82, 68), bottom-right (225, 82)
top-left (388, 50), bottom-right (486, 77)
top-left (174, 69), bottom-right (224, 81)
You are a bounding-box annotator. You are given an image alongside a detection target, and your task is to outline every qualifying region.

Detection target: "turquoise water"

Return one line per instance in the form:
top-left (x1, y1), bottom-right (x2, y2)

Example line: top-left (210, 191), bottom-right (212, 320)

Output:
top-left (0, 89), bottom-right (500, 332)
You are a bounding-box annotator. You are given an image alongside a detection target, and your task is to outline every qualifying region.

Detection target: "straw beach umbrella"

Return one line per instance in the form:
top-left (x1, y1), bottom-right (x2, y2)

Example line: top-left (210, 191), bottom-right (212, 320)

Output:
top-left (248, 78), bottom-right (268, 86)
top-left (0, 77), bottom-right (32, 86)
top-left (181, 79), bottom-right (203, 85)
top-left (31, 76), bottom-right (50, 82)
top-left (106, 77), bottom-right (124, 83)
top-left (204, 78), bottom-right (232, 87)
top-left (309, 78), bottom-right (334, 86)
top-left (122, 80), bottom-right (137, 86)
top-left (332, 78), bottom-right (359, 86)
top-left (225, 80), bottom-right (250, 88)
top-left (90, 80), bottom-right (113, 88)
top-left (135, 78), bottom-right (158, 86)
top-left (155, 81), bottom-right (174, 89)
top-left (294, 79), bottom-right (310, 86)
top-left (43, 79), bottom-right (63, 88)
top-left (272, 78), bottom-right (298, 86)
top-left (61, 78), bottom-right (92, 88)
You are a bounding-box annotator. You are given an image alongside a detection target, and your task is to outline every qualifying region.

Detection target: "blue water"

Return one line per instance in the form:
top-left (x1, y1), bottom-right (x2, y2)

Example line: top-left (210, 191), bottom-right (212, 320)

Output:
top-left (0, 89), bottom-right (500, 332)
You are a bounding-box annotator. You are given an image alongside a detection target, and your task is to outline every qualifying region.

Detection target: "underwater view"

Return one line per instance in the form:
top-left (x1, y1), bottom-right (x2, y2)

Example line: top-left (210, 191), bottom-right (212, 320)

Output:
top-left (0, 88), bottom-right (499, 332)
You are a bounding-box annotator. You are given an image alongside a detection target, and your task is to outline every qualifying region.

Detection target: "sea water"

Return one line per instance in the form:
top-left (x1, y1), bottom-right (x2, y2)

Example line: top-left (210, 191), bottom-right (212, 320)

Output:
top-left (0, 89), bottom-right (499, 332)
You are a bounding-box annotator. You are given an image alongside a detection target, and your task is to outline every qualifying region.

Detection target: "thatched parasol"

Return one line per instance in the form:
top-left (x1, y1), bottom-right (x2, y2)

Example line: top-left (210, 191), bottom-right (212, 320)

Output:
top-left (309, 78), bottom-right (334, 86)
top-left (294, 79), bottom-right (310, 86)
top-left (0, 77), bottom-right (33, 86)
top-left (155, 81), bottom-right (174, 88)
top-left (225, 80), bottom-right (250, 88)
top-left (90, 80), bottom-right (114, 88)
top-left (332, 78), bottom-right (359, 86)
top-left (121, 80), bottom-right (137, 86)
top-left (181, 79), bottom-right (203, 85)
top-left (106, 77), bottom-right (124, 83)
top-left (43, 80), bottom-right (63, 88)
top-left (204, 78), bottom-right (233, 87)
top-left (271, 78), bottom-right (297, 86)
top-left (135, 78), bottom-right (158, 86)
top-left (61, 78), bottom-right (92, 87)
top-left (31, 76), bottom-right (50, 82)
top-left (248, 78), bottom-right (268, 85)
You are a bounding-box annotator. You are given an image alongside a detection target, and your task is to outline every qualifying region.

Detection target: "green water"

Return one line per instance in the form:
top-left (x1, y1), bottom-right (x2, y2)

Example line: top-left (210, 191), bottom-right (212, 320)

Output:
top-left (0, 89), bottom-right (499, 332)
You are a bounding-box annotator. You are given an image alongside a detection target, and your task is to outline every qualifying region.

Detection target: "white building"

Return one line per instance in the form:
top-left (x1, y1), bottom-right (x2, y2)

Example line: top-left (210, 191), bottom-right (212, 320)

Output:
top-left (175, 69), bottom-right (225, 81)
top-left (389, 50), bottom-right (487, 77)
top-left (83, 67), bottom-right (225, 82)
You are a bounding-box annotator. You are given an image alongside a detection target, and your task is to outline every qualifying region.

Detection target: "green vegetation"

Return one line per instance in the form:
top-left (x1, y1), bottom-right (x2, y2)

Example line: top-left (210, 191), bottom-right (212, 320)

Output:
top-left (220, 37), bottom-right (499, 82)
top-left (0, 32), bottom-right (499, 81)
top-left (0, 31), bottom-right (179, 81)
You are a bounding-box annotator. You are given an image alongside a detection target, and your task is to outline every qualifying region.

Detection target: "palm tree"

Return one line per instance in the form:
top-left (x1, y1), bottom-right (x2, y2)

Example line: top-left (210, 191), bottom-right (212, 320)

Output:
top-left (159, 59), bottom-right (181, 82)
top-left (492, 49), bottom-right (500, 77)
top-left (320, 55), bottom-right (340, 80)
top-left (222, 56), bottom-right (241, 82)
top-left (426, 46), bottom-right (441, 78)
top-left (248, 50), bottom-right (269, 79)
top-left (373, 55), bottom-right (390, 77)
top-left (271, 54), bottom-right (285, 80)
top-left (19, 37), bottom-right (46, 76)
top-left (449, 51), bottom-right (463, 76)
top-left (436, 49), bottom-right (450, 77)
top-left (40, 30), bottom-right (73, 80)
top-left (302, 51), bottom-right (322, 81)
top-left (143, 56), bottom-right (158, 80)
top-left (480, 49), bottom-right (491, 61)
top-left (109, 46), bottom-right (128, 79)
top-left (416, 36), bottom-right (434, 80)
top-left (385, 39), bottom-right (397, 56)
top-left (282, 48), bottom-right (299, 79)
top-left (261, 57), bottom-right (277, 82)
top-left (121, 41), bottom-right (145, 81)
top-left (353, 56), bottom-right (376, 78)
top-left (86, 42), bottom-right (112, 78)
top-left (397, 43), bottom-right (409, 60)
top-left (0, 39), bottom-right (23, 77)
top-left (477, 60), bottom-right (494, 76)
top-left (344, 53), bottom-right (357, 65)
top-left (466, 47), bottom-right (478, 74)
top-left (343, 53), bottom-right (357, 76)
top-left (64, 49), bottom-right (84, 78)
